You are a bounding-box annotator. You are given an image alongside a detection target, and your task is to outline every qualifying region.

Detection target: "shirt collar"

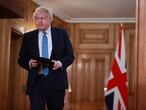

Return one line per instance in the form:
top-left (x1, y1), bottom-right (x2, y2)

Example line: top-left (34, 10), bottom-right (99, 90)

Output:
top-left (39, 26), bottom-right (51, 35)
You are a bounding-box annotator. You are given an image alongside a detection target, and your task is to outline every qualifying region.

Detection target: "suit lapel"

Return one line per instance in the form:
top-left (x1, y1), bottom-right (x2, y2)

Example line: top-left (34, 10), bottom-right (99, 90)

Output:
top-left (50, 27), bottom-right (57, 59)
top-left (33, 30), bottom-right (39, 57)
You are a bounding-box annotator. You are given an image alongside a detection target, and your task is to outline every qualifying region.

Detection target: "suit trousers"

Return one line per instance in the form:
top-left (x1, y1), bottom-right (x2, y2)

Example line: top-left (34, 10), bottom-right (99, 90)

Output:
top-left (28, 74), bottom-right (65, 110)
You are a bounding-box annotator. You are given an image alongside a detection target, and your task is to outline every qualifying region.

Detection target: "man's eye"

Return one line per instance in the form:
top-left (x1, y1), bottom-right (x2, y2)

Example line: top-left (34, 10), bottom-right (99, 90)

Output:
top-left (35, 17), bottom-right (47, 21)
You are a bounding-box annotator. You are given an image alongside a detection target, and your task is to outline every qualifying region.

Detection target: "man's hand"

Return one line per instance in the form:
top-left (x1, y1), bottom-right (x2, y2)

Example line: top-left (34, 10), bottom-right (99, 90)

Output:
top-left (52, 60), bottom-right (62, 70)
top-left (29, 59), bottom-right (39, 68)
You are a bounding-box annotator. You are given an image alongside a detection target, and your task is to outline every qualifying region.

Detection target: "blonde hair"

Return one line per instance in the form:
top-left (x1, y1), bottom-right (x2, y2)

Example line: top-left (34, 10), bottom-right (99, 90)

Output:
top-left (33, 6), bottom-right (53, 21)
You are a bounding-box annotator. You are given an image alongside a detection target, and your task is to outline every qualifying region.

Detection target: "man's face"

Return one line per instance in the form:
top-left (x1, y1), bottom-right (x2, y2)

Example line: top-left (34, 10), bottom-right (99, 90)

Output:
top-left (34, 12), bottom-right (51, 31)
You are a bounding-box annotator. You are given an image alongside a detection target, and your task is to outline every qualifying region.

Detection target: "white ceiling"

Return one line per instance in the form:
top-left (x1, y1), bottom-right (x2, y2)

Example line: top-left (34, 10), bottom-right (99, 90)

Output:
top-left (33, 0), bottom-right (136, 23)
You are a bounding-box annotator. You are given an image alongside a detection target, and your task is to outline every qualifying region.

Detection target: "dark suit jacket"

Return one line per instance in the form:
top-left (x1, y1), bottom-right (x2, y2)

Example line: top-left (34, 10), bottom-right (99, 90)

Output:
top-left (18, 27), bottom-right (74, 95)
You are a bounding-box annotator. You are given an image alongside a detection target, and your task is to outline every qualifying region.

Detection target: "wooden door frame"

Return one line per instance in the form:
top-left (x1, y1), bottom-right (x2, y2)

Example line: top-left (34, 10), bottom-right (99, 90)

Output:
top-left (2, 19), bottom-right (27, 110)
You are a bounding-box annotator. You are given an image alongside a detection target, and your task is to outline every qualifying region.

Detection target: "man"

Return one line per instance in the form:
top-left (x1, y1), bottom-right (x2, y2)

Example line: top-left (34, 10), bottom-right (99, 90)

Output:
top-left (18, 6), bottom-right (74, 110)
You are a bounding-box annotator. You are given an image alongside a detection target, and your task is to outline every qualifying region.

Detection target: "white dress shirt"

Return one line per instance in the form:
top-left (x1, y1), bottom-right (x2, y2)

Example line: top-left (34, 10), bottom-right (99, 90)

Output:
top-left (38, 27), bottom-right (52, 58)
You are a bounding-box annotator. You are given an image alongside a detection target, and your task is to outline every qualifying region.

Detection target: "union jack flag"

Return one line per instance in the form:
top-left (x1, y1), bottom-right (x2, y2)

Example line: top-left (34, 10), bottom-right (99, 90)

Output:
top-left (105, 24), bottom-right (128, 110)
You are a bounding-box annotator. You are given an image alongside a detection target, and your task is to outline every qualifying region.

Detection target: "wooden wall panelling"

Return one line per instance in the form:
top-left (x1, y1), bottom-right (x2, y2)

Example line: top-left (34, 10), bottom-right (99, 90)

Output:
top-left (70, 50), bottom-right (112, 110)
top-left (136, 0), bottom-right (146, 109)
top-left (0, 19), bottom-right (25, 110)
top-left (27, 1), bottom-right (39, 31)
top-left (0, 20), bottom-right (8, 110)
top-left (52, 16), bottom-right (66, 28)
top-left (5, 19), bottom-right (27, 110)
top-left (71, 24), bottom-right (115, 110)
top-left (74, 24), bottom-right (115, 50)
top-left (20, 0), bottom-right (30, 28)
top-left (8, 29), bottom-right (25, 110)
top-left (124, 25), bottom-right (136, 110)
